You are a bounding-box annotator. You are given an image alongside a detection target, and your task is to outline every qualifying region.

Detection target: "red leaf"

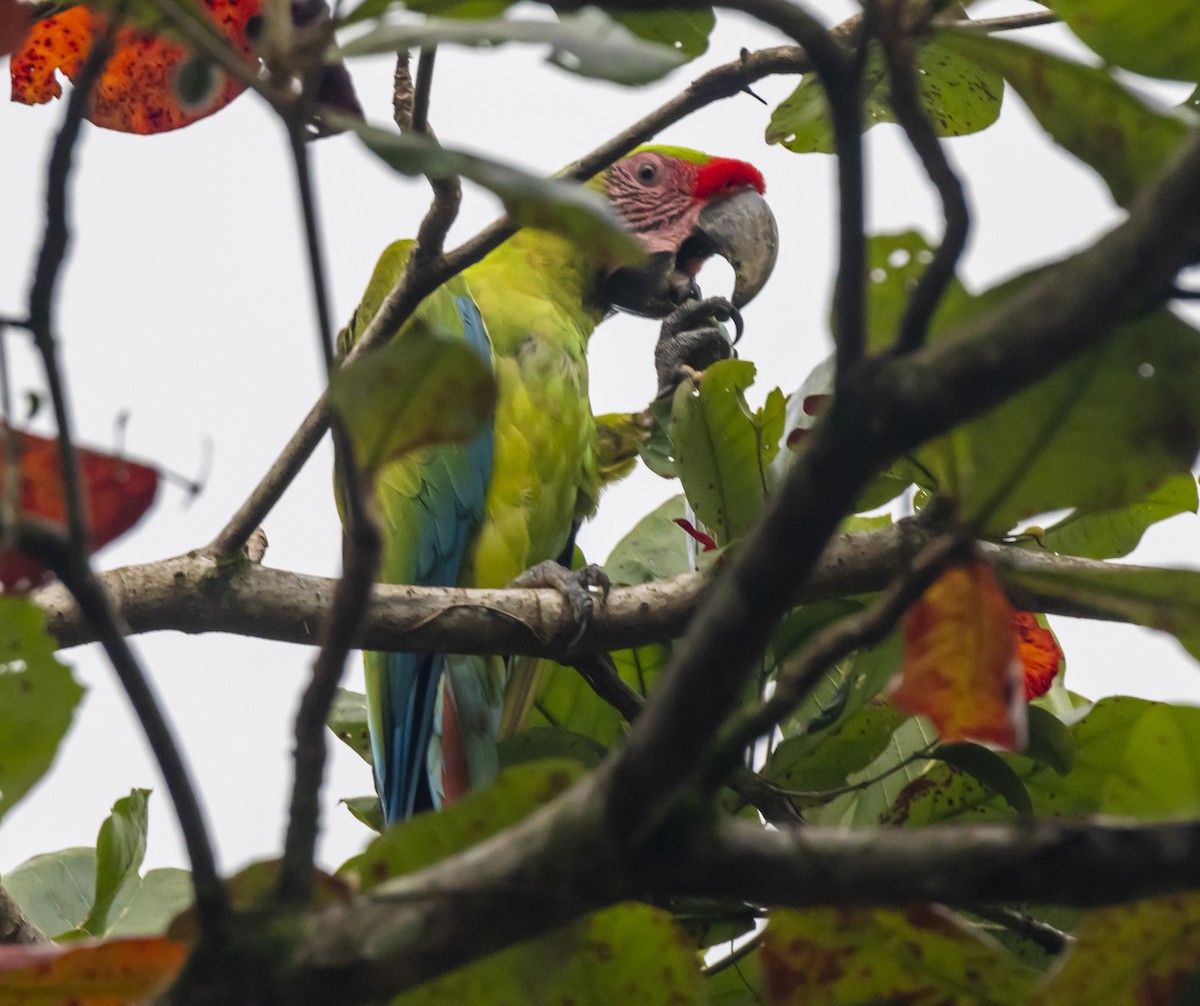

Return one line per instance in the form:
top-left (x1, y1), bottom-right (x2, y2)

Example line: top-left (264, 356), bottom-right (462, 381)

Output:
top-left (10, 0), bottom-right (260, 133)
top-left (0, 0), bottom-right (30, 57)
top-left (890, 561), bottom-right (1027, 749)
top-left (673, 517), bottom-right (717, 552)
top-left (0, 429), bottom-right (159, 592)
top-left (0, 936), bottom-right (187, 1004)
top-left (1014, 611), bottom-right (1064, 700)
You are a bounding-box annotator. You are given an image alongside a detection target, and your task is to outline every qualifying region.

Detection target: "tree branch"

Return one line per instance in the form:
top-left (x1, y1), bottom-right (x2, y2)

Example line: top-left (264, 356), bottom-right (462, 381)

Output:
top-left (35, 522), bottom-right (1186, 653)
top-left (665, 816), bottom-right (1200, 910)
top-left (0, 884), bottom-right (49, 945)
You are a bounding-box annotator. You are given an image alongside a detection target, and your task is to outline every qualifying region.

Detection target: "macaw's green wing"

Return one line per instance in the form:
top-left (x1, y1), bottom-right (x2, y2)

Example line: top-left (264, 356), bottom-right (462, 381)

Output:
top-left (359, 287), bottom-right (498, 822)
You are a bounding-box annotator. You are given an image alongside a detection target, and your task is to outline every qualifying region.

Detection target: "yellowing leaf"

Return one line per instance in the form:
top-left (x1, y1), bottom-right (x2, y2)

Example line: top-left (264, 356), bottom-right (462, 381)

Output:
top-left (891, 562), bottom-right (1026, 749)
top-left (329, 323), bottom-right (497, 472)
top-left (760, 906), bottom-right (1033, 1006)
top-left (1033, 893), bottom-right (1200, 1005)
top-left (0, 937), bottom-right (187, 1005)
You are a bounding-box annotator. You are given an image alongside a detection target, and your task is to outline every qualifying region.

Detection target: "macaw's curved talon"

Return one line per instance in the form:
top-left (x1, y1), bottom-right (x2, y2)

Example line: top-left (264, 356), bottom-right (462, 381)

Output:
top-left (655, 296), bottom-right (743, 400)
top-left (509, 561), bottom-right (612, 648)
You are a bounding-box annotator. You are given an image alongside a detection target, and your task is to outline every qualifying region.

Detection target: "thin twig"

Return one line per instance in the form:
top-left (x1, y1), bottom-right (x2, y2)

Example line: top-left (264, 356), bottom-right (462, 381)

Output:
top-left (571, 655), bottom-right (644, 722)
top-left (26, 14), bottom-right (227, 936)
top-left (411, 47), bottom-right (436, 136)
top-left (27, 19), bottom-right (122, 557)
top-left (708, 0), bottom-right (866, 377)
top-left (968, 904), bottom-right (1073, 956)
top-left (19, 522), bottom-right (229, 932)
top-left (704, 532), bottom-right (968, 783)
top-left (878, 0), bottom-right (970, 353)
top-left (289, 125), bottom-right (337, 372)
top-left (209, 42), bottom-right (818, 556)
top-left (935, 12), bottom-right (1059, 33)
top-left (277, 476), bottom-right (381, 905)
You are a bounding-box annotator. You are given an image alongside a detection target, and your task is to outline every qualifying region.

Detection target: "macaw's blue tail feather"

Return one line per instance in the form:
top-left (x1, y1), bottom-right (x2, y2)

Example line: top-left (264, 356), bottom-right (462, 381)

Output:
top-left (370, 649), bottom-right (443, 823)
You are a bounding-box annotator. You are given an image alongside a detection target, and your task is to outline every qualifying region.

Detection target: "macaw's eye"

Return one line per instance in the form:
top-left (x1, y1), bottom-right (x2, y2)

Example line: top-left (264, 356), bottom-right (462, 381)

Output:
top-left (636, 162), bottom-right (658, 184)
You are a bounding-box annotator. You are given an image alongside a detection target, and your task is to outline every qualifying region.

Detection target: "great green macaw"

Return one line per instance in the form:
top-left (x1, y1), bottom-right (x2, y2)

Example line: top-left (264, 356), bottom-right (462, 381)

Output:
top-left (339, 146), bottom-right (777, 823)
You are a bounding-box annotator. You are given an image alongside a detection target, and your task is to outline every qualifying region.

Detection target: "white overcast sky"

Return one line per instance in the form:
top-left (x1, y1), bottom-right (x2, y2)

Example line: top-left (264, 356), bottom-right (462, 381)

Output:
top-left (3, 0), bottom-right (1199, 877)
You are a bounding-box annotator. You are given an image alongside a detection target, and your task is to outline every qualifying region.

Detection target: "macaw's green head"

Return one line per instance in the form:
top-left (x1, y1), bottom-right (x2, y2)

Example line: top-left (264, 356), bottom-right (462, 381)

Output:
top-left (598, 145), bottom-right (779, 318)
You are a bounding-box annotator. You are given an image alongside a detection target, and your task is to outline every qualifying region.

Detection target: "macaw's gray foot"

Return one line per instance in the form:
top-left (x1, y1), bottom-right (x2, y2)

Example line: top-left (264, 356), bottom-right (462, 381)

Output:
top-left (655, 296), bottom-right (744, 400)
top-left (510, 561), bottom-right (611, 647)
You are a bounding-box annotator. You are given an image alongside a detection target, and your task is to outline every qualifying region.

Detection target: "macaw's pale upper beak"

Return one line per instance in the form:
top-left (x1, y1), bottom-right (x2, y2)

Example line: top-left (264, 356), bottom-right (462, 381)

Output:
top-left (690, 188), bottom-right (779, 308)
top-left (602, 187), bottom-right (779, 318)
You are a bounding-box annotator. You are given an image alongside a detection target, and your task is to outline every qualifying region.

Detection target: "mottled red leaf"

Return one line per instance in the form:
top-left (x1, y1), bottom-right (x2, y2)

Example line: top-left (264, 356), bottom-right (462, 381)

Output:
top-left (0, 429), bottom-right (159, 592)
top-left (891, 561), bottom-right (1027, 749)
top-left (10, 0), bottom-right (259, 133)
top-left (0, 936), bottom-right (186, 1004)
top-left (673, 517), bottom-right (716, 552)
top-left (0, 0), bottom-right (30, 57)
top-left (1014, 611), bottom-right (1064, 700)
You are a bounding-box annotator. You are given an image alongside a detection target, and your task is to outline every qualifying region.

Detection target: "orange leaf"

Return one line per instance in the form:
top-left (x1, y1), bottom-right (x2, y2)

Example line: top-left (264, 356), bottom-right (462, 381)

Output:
top-left (891, 561), bottom-right (1027, 750)
top-left (10, 0), bottom-right (259, 133)
top-left (0, 0), bottom-right (30, 57)
top-left (0, 429), bottom-right (159, 592)
top-left (0, 937), bottom-right (186, 1005)
top-left (1014, 611), bottom-right (1064, 700)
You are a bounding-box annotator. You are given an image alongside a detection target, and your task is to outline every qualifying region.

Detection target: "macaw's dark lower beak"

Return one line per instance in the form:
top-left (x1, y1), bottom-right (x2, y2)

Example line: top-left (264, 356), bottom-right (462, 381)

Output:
top-left (602, 188), bottom-right (779, 318)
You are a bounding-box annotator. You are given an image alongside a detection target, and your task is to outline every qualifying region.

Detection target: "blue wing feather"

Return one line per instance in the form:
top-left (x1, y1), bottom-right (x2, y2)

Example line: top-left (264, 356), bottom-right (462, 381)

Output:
top-left (371, 295), bottom-right (494, 823)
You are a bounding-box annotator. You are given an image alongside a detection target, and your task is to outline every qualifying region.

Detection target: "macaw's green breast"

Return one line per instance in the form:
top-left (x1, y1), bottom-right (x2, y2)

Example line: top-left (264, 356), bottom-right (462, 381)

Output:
top-left (461, 232), bottom-right (609, 588)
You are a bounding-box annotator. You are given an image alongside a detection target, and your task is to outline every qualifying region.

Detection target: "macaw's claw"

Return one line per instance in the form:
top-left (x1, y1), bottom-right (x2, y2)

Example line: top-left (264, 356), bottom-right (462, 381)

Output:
top-left (509, 561), bottom-right (611, 648)
top-left (655, 296), bottom-right (743, 400)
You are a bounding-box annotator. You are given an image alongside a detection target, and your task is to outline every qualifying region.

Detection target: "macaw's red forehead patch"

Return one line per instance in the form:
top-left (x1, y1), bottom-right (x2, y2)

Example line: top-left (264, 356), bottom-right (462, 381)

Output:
top-left (10, 0), bottom-right (260, 133)
top-left (693, 157), bottom-right (767, 201)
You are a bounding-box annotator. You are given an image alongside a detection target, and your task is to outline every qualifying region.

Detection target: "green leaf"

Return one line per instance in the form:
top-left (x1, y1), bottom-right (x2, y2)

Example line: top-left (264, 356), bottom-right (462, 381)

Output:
top-left (526, 645), bottom-right (668, 749)
top-left (328, 687), bottom-right (373, 765)
top-left (918, 297), bottom-right (1200, 534)
top-left (767, 702), bottom-right (908, 804)
top-left (498, 726), bottom-right (606, 769)
top-left (5, 848), bottom-right (191, 940)
top-left (639, 396), bottom-right (677, 479)
top-left (935, 743), bottom-right (1032, 815)
top-left (940, 30), bottom-right (1193, 207)
top-left (1033, 894), bottom-right (1200, 1005)
top-left (1002, 564), bottom-right (1200, 662)
top-left (341, 795), bottom-right (384, 833)
top-left (81, 789), bottom-right (150, 937)
top-left (1025, 704), bottom-right (1075, 777)
top-left (812, 716), bottom-right (940, 827)
top-left (1041, 0), bottom-right (1200, 83)
top-left (106, 869), bottom-right (193, 938)
top-left (0, 596), bottom-right (84, 824)
top-left (858, 233), bottom-right (1200, 534)
top-left (887, 698), bottom-right (1200, 825)
top-left (338, 10), bottom-right (687, 85)
top-left (340, 760), bottom-right (583, 888)
top-left (760, 906), bottom-right (1034, 1005)
top-left (767, 37), bottom-right (1002, 153)
top-left (329, 322), bottom-right (497, 471)
top-left (338, 118), bottom-right (642, 263)
top-left (392, 903), bottom-right (704, 1006)
top-left (604, 495), bottom-right (689, 586)
top-left (608, 9), bottom-right (714, 61)
top-left (4, 848), bottom-right (98, 938)
top-left (1017, 472), bottom-right (1198, 559)
top-left (671, 360), bottom-right (783, 545)
top-left (861, 231), bottom-right (972, 354)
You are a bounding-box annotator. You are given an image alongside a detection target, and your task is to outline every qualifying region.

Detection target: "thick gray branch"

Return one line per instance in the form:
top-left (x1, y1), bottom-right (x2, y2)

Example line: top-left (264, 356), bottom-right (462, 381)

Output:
top-left (32, 527), bottom-right (1168, 653)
